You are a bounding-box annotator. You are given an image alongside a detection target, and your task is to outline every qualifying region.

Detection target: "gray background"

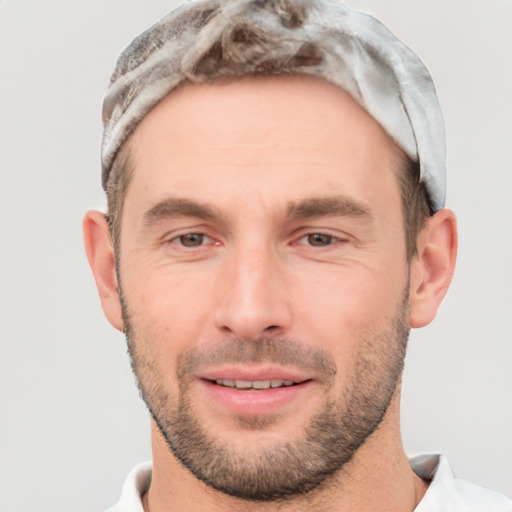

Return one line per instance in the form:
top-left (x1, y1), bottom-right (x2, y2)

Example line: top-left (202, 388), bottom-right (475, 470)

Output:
top-left (1, 1), bottom-right (511, 510)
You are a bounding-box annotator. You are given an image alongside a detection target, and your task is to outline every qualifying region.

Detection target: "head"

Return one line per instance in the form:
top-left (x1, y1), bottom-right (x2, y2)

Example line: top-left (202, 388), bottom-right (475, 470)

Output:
top-left (84, 0), bottom-right (456, 503)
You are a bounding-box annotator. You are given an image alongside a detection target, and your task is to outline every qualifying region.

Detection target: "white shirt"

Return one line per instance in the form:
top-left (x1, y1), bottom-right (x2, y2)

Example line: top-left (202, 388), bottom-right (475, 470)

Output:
top-left (106, 454), bottom-right (512, 511)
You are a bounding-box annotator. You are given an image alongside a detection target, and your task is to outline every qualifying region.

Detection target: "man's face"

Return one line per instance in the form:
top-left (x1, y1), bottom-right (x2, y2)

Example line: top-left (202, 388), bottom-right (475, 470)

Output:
top-left (118, 76), bottom-right (411, 500)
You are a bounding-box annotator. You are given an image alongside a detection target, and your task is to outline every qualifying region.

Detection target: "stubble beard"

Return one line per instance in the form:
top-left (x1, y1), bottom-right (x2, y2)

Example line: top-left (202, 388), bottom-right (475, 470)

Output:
top-left (121, 286), bottom-right (410, 502)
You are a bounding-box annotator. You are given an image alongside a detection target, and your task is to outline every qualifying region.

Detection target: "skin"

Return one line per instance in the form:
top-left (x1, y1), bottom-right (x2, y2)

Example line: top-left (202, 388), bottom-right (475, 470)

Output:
top-left (84, 75), bottom-right (457, 511)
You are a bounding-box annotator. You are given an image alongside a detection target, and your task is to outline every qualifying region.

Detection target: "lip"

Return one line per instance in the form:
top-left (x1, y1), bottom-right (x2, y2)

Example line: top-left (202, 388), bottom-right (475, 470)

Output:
top-left (200, 364), bottom-right (311, 383)
top-left (197, 365), bottom-right (315, 416)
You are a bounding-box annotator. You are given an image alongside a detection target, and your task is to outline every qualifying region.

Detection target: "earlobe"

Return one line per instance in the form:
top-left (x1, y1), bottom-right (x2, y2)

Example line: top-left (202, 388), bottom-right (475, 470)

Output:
top-left (83, 210), bottom-right (124, 332)
top-left (409, 209), bottom-right (458, 328)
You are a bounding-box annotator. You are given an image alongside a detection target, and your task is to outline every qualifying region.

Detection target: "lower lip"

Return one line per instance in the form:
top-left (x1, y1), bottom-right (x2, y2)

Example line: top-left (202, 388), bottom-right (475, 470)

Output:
top-left (199, 379), bottom-right (314, 416)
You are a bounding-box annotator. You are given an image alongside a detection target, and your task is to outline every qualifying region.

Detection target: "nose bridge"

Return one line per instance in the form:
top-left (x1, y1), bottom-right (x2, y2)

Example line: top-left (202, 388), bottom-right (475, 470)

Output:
top-left (214, 238), bottom-right (291, 339)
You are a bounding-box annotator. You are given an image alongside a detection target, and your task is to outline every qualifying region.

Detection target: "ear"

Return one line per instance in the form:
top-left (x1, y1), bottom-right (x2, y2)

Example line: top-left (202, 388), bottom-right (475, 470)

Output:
top-left (409, 209), bottom-right (458, 328)
top-left (83, 210), bottom-right (124, 332)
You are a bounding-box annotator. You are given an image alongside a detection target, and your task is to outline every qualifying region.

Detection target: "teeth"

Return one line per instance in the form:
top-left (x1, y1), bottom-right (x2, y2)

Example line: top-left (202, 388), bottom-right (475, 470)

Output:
top-left (216, 379), bottom-right (234, 387)
top-left (252, 380), bottom-right (271, 389)
top-left (235, 380), bottom-right (253, 389)
top-left (214, 379), bottom-right (296, 390)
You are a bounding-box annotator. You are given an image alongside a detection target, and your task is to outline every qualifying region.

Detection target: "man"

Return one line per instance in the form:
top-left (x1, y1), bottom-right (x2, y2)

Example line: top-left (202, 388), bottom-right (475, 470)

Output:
top-left (83, 0), bottom-right (511, 510)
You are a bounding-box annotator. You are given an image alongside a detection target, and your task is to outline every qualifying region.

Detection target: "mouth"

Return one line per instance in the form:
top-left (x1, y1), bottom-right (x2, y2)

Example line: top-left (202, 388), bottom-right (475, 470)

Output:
top-left (197, 369), bottom-right (315, 416)
top-left (207, 378), bottom-right (305, 390)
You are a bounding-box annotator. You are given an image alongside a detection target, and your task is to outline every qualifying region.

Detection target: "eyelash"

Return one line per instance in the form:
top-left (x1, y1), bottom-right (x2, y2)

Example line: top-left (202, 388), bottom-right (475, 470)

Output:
top-left (295, 232), bottom-right (346, 248)
top-left (169, 232), bottom-right (215, 248)
top-left (168, 231), bottom-right (345, 249)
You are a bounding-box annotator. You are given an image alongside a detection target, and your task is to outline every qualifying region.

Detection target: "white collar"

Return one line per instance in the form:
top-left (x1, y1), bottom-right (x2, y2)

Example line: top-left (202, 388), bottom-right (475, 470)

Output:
top-left (106, 455), bottom-right (512, 511)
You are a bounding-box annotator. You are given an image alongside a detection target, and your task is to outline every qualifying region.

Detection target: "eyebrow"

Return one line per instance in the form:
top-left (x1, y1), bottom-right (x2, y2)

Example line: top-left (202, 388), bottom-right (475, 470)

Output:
top-left (143, 195), bottom-right (373, 226)
top-left (143, 198), bottom-right (219, 226)
top-left (286, 196), bottom-right (373, 220)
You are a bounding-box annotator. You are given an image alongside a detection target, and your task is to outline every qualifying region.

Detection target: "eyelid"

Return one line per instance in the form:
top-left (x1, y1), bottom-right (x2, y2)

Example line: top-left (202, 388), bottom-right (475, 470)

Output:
top-left (158, 222), bottom-right (213, 241)
top-left (168, 231), bottom-right (214, 245)
top-left (290, 228), bottom-right (352, 251)
top-left (299, 232), bottom-right (340, 243)
top-left (293, 227), bottom-right (348, 240)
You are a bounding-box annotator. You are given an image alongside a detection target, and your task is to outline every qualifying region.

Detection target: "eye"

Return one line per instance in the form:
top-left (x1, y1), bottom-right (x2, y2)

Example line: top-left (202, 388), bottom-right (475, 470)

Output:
top-left (303, 233), bottom-right (337, 247)
top-left (172, 233), bottom-right (209, 247)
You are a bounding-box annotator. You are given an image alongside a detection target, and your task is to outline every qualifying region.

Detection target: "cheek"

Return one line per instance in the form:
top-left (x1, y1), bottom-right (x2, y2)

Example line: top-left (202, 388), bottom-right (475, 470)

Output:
top-left (291, 263), bottom-right (407, 358)
top-left (121, 263), bottom-right (215, 363)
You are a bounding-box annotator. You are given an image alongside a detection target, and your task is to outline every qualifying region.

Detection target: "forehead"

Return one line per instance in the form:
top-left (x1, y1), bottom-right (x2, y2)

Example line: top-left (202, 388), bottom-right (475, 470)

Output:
top-left (125, 75), bottom-right (402, 215)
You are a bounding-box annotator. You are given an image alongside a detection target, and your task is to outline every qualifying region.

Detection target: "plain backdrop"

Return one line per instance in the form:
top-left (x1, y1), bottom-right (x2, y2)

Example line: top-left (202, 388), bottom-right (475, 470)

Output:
top-left (1, 1), bottom-right (511, 510)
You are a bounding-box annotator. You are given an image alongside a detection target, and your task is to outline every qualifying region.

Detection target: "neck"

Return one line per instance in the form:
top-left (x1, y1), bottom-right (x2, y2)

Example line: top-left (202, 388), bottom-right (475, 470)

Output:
top-left (143, 391), bottom-right (428, 512)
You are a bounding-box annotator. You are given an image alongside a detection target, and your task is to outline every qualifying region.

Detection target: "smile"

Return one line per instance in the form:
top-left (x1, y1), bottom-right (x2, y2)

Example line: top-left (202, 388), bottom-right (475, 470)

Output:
top-left (200, 376), bottom-right (315, 416)
top-left (212, 379), bottom-right (298, 390)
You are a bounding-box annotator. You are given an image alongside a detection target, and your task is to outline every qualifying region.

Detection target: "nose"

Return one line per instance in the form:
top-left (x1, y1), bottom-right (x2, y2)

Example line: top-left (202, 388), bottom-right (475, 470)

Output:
top-left (213, 244), bottom-right (292, 340)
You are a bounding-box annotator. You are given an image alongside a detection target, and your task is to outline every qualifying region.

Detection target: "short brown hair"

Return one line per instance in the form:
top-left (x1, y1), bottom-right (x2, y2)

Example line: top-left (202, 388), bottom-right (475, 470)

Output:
top-left (395, 154), bottom-right (433, 260)
top-left (106, 139), bottom-right (134, 256)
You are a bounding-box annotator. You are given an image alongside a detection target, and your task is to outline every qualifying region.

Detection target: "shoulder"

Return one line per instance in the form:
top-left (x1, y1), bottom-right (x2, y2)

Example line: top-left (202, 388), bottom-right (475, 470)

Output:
top-left (411, 454), bottom-right (512, 512)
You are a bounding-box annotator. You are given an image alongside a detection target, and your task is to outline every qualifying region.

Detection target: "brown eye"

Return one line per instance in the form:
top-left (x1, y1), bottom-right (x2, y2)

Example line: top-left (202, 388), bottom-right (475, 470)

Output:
top-left (179, 233), bottom-right (204, 247)
top-left (306, 233), bottom-right (335, 247)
